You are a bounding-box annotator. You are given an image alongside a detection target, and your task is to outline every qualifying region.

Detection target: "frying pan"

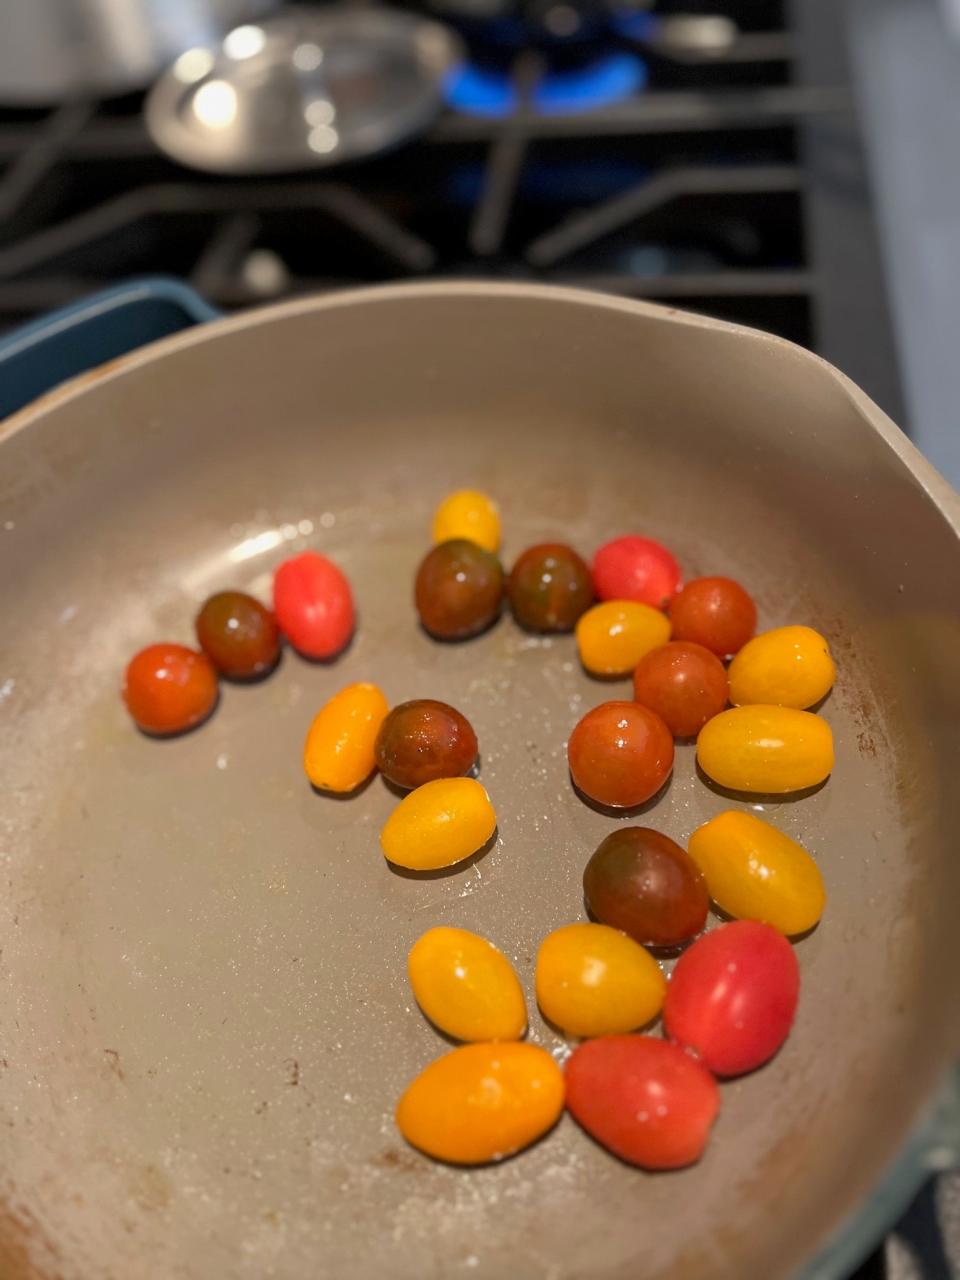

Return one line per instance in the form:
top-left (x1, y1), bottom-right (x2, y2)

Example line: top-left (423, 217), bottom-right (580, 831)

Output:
top-left (0, 279), bottom-right (957, 1280)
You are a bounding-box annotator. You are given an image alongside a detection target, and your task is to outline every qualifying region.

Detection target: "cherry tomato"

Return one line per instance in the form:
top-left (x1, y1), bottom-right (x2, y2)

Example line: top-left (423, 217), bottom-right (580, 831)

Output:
top-left (415, 539), bottom-right (503, 640)
top-left (688, 810), bottom-right (826, 936)
top-left (122, 643), bottom-right (218, 736)
top-left (728, 625), bottom-right (836, 709)
top-left (374, 699), bottom-right (478, 790)
top-left (431, 489), bottom-right (500, 553)
top-left (303, 682), bottom-right (389, 794)
top-left (669, 576), bottom-right (756, 657)
top-left (273, 551), bottom-right (354, 660)
top-left (565, 1036), bottom-right (720, 1169)
top-left (408, 926), bottom-right (526, 1042)
top-left (592, 536), bottom-right (682, 610)
top-left (583, 827), bottom-right (708, 947)
top-left (664, 920), bottom-right (800, 1077)
top-left (567, 701), bottom-right (673, 808)
top-left (397, 1042), bottom-right (564, 1165)
top-left (697, 705), bottom-right (834, 794)
top-left (507, 543), bottom-right (593, 633)
top-left (575, 600), bottom-right (671, 677)
top-left (535, 923), bottom-right (665, 1037)
top-left (632, 640), bottom-right (728, 738)
top-left (195, 590), bottom-right (280, 679)
top-left (380, 777), bottom-right (496, 871)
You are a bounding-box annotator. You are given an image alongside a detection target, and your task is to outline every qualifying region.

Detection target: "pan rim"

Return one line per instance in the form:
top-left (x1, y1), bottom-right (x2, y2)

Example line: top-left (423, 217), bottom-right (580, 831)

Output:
top-left (2, 279), bottom-right (958, 538)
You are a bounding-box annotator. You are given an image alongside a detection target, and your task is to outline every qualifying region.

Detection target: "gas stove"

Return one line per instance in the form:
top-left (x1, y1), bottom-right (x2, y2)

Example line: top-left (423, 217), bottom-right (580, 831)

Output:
top-left (0, 0), bottom-right (902, 426)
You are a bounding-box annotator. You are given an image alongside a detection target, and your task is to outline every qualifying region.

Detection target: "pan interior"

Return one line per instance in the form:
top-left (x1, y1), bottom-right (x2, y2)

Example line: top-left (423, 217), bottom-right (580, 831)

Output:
top-left (0, 288), bottom-right (957, 1280)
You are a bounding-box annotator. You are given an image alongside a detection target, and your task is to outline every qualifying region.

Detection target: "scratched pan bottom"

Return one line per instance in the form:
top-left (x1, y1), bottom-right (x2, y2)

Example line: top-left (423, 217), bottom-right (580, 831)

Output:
top-left (0, 285), bottom-right (956, 1280)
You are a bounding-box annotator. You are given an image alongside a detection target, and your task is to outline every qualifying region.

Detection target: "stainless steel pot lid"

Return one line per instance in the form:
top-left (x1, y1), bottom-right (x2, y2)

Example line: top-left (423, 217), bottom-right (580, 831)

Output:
top-left (145, 8), bottom-right (464, 173)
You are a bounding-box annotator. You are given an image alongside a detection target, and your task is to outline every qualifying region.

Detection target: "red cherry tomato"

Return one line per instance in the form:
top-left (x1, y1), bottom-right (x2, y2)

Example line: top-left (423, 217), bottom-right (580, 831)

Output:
top-left (565, 1036), bottom-right (720, 1170)
top-left (567, 701), bottom-right (674, 808)
top-left (632, 640), bottom-right (728, 738)
top-left (592, 536), bottom-right (682, 610)
top-left (123, 643), bottom-right (218, 736)
top-left (273, 551), bottom-right (354, 659)
top-left (664, 920), bottom-right (800, 1077)
top-left (669, 576), bottom-right (757, 658)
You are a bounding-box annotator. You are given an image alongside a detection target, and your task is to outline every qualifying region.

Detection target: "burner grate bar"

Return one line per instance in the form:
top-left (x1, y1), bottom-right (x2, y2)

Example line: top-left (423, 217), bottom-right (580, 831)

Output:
top-left (469, 53), bottom-right (541, 257)
top-left (0, 183), bottom-right (437, 280)
top-left (433, 85), bottom-right (849, 142)
top-left (526, 163), bottom-right (803, 266)
top-left (0, 101), bottom-right (93, 224)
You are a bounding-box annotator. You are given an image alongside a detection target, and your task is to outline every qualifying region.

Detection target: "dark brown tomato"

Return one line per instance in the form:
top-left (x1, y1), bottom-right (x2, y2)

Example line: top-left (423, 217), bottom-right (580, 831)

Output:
top-left (415, 539), bottom-right (504, 640)
top-left (583, 827), bottom-right (708, 947)
top-left (507, 544), bottom-right (593, 633)
top-left (195, 590), bottom-right (280, 679)
top-left (375, 699), bottom-right (479, 790)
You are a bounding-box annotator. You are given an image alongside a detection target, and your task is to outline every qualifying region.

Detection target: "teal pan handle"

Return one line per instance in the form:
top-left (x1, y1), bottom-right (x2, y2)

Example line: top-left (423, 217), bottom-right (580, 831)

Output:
top-left (0, 277), bottom-right (219, 419)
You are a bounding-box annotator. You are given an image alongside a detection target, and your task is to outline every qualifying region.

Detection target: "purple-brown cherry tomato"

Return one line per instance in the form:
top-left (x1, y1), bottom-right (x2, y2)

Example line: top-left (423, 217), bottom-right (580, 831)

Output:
top-left (507, 543), bottom-right (593, 633)
top-left (195, 590), bottom-right (280, 679)
top-left (583, 827), bottom-right (708, 947)
top-left (375, 699), bottom-right (478, 790)
top-left (415, 539), bottom-right (504, 640)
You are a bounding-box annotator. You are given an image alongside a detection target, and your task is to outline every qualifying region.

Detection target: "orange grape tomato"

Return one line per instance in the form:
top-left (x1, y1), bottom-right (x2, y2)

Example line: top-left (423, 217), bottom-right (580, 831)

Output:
top-left (122, 643), bottom-right (218, 736)
top-left (396, 1042), bottom-right (564, 1164)
top-left (728, 625), bottom-right (836, 709)
top-left (697, 705), bottom-right (834, 794)
top-left (575, 600), bottom-right (671, 677)
top-left (380, 778), bottom-right (496, 871)
top-left (303, 682), bottom-right (389, 793)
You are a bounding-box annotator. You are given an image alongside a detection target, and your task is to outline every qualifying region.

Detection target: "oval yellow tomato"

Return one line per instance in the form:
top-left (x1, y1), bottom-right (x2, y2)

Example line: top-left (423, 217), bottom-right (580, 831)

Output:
top-left (431, 489), bottom-right (500, 553)
top-left (728, 625), bottom-right (836, 709)
top-left (688, 810), bottom-right (826, 935)
top-left (381, 777), bottom-right (496, 870)
top-left (575, 600), bottom-right (671, 677)
top-left (696, 705), bottom-right (834, 794)
top-left (536, 922), bottom-right (665, 1037)
top-left (408, 927), bottom-right (526, 1041)
top-left (303, 682), bottom-right (389, 793)
top-left (396, 1042), bottom-right (564, 1164)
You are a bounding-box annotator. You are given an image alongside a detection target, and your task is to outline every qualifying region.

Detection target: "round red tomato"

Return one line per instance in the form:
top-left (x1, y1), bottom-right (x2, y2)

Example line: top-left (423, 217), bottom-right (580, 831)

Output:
top-left (632, 640), bottom-right (728, 738)
top-left (123, 643), bottom-right (218, 736)
top-left (567, 701), bottom-right (673, 808)
top-left (273, 551), bottom-right (354, 660)
top-left (592, 536), bottom-right (682, 610)
top-left (669, 576), bottom-right (756, 658)
top-left (583, 826), bottom-right (708, 947)
top-left (664, 920), bottom-right (800, 1077)
top-left (565, 1036), bottom-right (720, 1169)
top-left (195, 590), bottom-right (280, 679)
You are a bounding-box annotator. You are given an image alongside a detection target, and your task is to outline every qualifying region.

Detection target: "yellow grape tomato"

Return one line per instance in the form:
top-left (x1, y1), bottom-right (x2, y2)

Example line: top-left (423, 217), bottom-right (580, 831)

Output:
top-left (380, 777), bottom-right (496, 870)
top-left (536, 922), bottom-right (666, 1037)
top-left (697, 705), bottom-right (834, 794)
top-left (408, 926), bottom-right (526, 1041)
top-left (575, 600), bottom-right (671, 677)
top-left (728, 625), bottom-right (836, 709)
top-left (688, 810), bottom-right (826, 935)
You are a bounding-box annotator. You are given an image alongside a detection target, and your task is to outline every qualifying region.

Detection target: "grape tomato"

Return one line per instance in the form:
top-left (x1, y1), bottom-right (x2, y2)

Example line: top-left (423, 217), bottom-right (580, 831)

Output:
top-left (408, 926), bottom-right (525, 1042)
top-left (431, 489), bottom-right (500, 553)
top-left (380, 777), bottom-right (496, 871)
top-left (273, 550), bottom-right (354, 660)
top-left (664, 920), bottom-right (800, 1076)
top-left (396, 1042), bottom-right (564, 1165)
top-left (535, 922), bottom-right (665, 1038)
top-left (697, 705), bottom-right (834, 794)
top-left (565, 1036), bottom-right (720, 1169)
top-left (688, 810), bottom-right (825, 936)
top-left (728, 625), bottom-right (836, 709)
top-left (303, 682), bottom-right (389, 794)
top-left (575, 600), bottom-right (670, 677)
top-left (592, 536), bottom-right (682, 610)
